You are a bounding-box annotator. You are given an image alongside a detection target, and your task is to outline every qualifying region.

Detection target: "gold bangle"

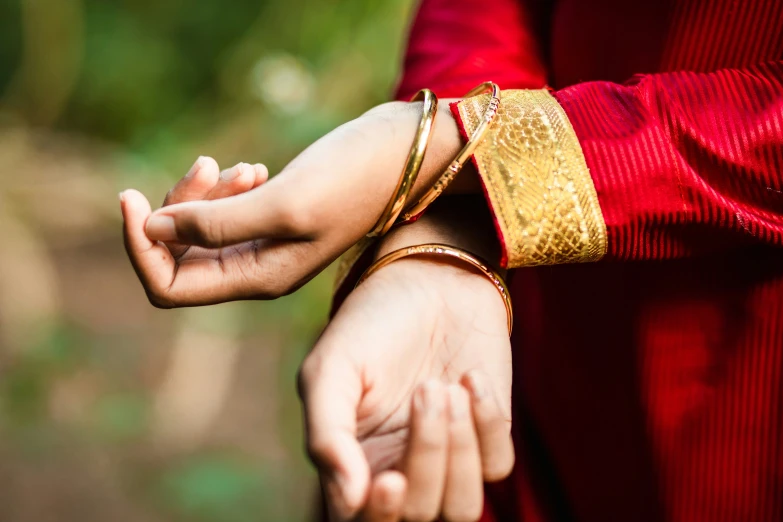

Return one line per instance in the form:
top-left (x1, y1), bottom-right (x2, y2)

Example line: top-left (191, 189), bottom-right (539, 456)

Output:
top-left (367, 89), bottom-right (438, 237)
top-left (355, 243), bottom-right (513, 334)
top-left (400, 82), bottom-right (500, 222)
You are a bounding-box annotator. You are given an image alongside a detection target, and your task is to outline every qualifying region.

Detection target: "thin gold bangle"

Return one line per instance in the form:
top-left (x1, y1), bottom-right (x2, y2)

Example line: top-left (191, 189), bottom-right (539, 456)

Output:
top-left (400, 82), bottom-right (500, 223)
top-left (367, 89), bottom-right (438, 237)
top-left (355, 243), bottom-right (513, 335)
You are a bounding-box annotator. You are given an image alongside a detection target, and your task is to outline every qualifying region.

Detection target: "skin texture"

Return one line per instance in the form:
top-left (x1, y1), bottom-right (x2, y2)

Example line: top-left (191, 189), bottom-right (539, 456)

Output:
top-left (121, 99), bottom-right (477, 307)
top-left (300, 253), bottom-right (513, 522)
top-left (120, 102), bottom-right (512, 521)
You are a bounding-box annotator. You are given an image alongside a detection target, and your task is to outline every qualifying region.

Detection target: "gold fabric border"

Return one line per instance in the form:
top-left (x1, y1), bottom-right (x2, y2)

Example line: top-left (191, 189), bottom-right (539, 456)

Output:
top-left (457, 89), bottom-right (607, 268)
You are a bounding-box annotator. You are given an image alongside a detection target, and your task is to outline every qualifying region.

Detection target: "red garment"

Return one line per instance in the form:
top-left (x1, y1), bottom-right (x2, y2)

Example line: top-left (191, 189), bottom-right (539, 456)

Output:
top-left (399, 1), bottom-right (783, 521)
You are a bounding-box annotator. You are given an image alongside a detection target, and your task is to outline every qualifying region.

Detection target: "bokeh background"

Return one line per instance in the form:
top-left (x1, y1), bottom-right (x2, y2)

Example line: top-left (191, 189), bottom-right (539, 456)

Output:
top-left (0, 1), bottom-right (414, 520)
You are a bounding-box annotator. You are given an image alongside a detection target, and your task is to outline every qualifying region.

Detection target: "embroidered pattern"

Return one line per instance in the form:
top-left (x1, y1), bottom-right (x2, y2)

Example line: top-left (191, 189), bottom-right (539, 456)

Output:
top-left (457, 89), bottom-right (607, 268)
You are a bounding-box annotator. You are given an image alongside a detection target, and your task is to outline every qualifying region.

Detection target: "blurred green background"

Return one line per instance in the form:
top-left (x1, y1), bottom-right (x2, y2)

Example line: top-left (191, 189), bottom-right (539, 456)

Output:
top-left (0, 1), bottom-right (413, 520)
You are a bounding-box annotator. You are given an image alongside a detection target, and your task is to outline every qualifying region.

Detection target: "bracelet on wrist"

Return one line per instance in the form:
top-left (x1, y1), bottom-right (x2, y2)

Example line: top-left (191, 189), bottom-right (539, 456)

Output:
top-left (399, 81), bottom-right (500, 222)
top-left (355, 242), bottom-right (513, 335)
top-left (367, 88), bottom-right (438, 237)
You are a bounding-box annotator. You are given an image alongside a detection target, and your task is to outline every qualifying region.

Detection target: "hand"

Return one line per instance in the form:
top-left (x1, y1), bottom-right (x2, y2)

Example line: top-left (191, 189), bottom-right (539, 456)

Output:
top-left (120, 156), bottom-right (269, 305)
top-left (298, 254), bottom-right (514, 521)
top-left (121, 100), bottom-right (473, 307)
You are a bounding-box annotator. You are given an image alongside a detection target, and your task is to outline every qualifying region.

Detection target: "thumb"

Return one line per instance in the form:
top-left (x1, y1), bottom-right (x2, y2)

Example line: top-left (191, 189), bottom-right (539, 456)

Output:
top-left (144, 175), bottom-right (312, 247)
top-left (121, 189), bottom-right (176, 304)
top-left (298, 351), bottom-right (370, 520)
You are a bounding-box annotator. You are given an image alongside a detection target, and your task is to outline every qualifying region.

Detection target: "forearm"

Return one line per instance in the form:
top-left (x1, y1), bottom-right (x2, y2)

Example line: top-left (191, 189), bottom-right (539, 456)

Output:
top-left (368, 98), bottom-right (481, 209)
top-left (330, 104), bottom-right (500, 309)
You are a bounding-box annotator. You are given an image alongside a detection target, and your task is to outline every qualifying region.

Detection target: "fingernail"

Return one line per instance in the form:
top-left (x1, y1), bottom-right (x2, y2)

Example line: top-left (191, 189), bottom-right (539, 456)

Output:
top-left (415, 380), bottom-right (443, 417)
top-left (118, 191), bottom-right (126, 203)
top-left (146, 214), bottom-right (177, 241)
top-left (185, 157), bottom-right (204, 178)
top-left (220, 163), bottom-right (244, 182)
top-left (464, 371), bottom-right (487, 401)
top-left (448, 385), bottom-right (468, 419)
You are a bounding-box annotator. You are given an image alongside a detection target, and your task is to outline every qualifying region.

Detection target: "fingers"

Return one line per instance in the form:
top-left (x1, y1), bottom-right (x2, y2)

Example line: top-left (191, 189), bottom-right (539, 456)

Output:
top-left (162, 156), bottom-right (220, 206)
top-left (308, 373), bottom-right (508, 522)
top-left (163, 158), bottom-right (269, 207)
top-left (159, 158), bottom-right (268, 258)
top-left (144, 172), bottom-right (315, 247)
top-left (299, 352), bottom-right (370, 521)
top-left (311, 374), bottom-right (508, 522)
top-left (160, 157), bottom-right (220, 258)
top-left (120, 189), bottom-right (177, 307)
top-left (124, 158), bottom-right (276, 306)
top-left (207, 162), bottom-right (268, 200)
top-left (356, 471), bottom-right (406, 522)
top-left (402, 380), bottom-right (449, 522)
top-left (442, 385), bottom-right (484, 522)
top-left (461, 371), bottom-right (515, 482)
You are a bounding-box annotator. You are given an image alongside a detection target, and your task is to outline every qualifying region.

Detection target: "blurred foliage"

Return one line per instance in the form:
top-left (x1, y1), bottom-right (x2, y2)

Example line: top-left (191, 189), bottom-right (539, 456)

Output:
top-left (0, 0), bottom-right (413, 520)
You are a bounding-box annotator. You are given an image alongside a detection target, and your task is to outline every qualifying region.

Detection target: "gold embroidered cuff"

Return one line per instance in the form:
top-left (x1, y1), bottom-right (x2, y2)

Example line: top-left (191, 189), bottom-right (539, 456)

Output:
top-left (456, 89), bottom-right (607, 268)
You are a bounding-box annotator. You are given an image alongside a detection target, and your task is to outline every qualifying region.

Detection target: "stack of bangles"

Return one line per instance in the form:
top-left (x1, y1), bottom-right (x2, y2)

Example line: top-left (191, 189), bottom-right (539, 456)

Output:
top-left (357, 81), bottom-right (513, 335)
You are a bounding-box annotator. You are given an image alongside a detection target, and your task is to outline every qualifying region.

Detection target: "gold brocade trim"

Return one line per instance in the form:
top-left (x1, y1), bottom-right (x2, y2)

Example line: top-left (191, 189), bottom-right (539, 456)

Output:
top-left (457, 89), bottom-right (607, 268)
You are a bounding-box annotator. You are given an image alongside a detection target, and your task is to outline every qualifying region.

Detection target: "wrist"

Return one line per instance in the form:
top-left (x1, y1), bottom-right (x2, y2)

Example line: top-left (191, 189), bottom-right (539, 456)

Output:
top-left (363, 97), bottom-right (482, 214)
top-left (365, 218), bottom-right (513, 333)
top-left (375, 195), bottom-right (502, 273)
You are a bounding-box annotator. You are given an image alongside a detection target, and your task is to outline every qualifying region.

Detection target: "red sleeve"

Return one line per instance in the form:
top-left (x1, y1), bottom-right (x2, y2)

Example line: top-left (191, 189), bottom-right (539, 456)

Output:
top-left (395, 0), bottom-right (548, 100)
top-left (554, 61), bottom-right (783, 260)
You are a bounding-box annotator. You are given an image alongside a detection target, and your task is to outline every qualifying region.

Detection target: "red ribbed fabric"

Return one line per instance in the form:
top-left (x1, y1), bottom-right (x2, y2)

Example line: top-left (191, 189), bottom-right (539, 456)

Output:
top-left (395, 1), bottom-right (783, 521)
top-left (397, 0), bottom-right (548, 98)
top-left (555, 62), bottom-right (783, 261)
